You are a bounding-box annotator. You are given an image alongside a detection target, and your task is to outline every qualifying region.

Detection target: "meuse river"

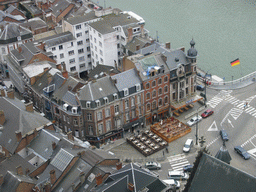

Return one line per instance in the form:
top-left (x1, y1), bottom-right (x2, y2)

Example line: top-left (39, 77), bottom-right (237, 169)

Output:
top-left (95, 0), bottom-right (256, 81)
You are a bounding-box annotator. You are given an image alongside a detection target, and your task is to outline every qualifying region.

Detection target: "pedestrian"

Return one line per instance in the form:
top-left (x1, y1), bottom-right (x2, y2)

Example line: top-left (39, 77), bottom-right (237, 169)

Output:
top-left (163, 151), bottom-right (165, 156)
top-left (246, 102), bottom-right (248, 108)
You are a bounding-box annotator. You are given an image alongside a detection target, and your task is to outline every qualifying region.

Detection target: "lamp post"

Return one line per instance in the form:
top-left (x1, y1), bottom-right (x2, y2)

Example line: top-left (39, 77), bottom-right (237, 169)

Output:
top-left (195, 106), bottom-right (200, 146)
top-left (204, 67), bottom-right (215, 107)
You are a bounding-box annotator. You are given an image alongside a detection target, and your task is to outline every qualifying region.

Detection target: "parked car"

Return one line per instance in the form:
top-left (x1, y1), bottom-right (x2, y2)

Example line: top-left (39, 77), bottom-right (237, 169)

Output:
top-left (220, 130), bottom-right (229, 141)
top-left (162, 179), bottom-right (180, 189)
top-left (200, 92), bottom-right (206, 99)
top-left (167, 171), bottom-right (189, 180)
top-left (183, 139), bottom-right (193, 153)
top-left (187, 115), bottom-right (202, 126)
top-left (145, 161), bottom-right (161, 170)
top-left (183, 165), bottom-right (193, 173)
top-left (196, 85), bottom-right (205, 91)
top-left (201, 109), bottom-right (214, 118)
top-left (234, 146), bottom-right (250, 160)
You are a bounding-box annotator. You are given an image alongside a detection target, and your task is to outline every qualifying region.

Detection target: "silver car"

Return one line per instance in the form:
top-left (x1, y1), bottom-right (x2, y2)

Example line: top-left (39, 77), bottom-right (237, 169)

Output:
top-left (187, 115), bottom-right (202, 126)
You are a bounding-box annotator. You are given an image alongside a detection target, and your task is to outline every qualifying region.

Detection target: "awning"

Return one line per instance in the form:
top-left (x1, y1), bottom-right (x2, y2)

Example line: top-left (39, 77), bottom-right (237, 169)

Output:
top-left (171, 94), bottom-right (203, 110)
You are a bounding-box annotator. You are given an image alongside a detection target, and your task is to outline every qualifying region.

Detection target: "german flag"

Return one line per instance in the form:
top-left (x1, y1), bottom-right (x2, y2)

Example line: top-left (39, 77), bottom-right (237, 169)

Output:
top-left (230, 58), bottom-right (240, 67)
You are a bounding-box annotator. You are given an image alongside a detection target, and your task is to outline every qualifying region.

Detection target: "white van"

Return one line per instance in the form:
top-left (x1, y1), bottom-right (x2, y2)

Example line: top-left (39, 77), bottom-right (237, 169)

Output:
top-left (167, 171), bottom-right (189, 180)
top-left (162, 179), bottom-right (180, 189)
top-left (183, 139), bottom-right (193, 153)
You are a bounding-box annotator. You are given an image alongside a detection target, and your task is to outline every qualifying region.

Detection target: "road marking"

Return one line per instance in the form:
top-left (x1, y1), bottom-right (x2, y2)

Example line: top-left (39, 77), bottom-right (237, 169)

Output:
top-left (167, 154), bottom-right (190, 171)
top-left (227, 119), bottom-right (234, 128)
top-left (241, 134), bottom-right (256, 147)
top-left (207, 121), bottom-right (218, 131)
top-left (229, 108), bottom-right (243, 120)
top-left (206, 135), bottom-right (220, 148)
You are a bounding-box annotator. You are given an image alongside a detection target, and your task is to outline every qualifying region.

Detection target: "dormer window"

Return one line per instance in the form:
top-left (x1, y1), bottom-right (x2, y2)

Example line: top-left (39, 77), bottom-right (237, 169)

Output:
top-left (113, 93), bottom-right (118, 100)
top-left (63, 103), bottom-right (68, 111)
top-left (136, 84), bottom-right (141, 91)
top-left (86, 101), bottom-right (91, 108)
top-left (95, 100), bottom-right (100, 107)
top-left (72, 107), bottom-right (77, 114)
top-left (104, 97), bottom-right (108, 104)
top-left (124, 88), bottom-right (129, 96)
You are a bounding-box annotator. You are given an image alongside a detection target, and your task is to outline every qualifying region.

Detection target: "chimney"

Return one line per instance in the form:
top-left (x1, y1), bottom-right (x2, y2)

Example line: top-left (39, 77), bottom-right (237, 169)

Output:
top-left (0, 89), bottom-right (5, 97)
top-left (56, 64), bottom-right (62, 70)
top-left (0, 111), bottom-right (5, 125)
top-left (7, 89), bottom-right (14, 99)
top-left (116, 162), bottom-right (122, 170)
top-left (127, 27), bottom-right (133, 42)
top-left (79, 172), bottom-right (85, 183)
top-left (44, 67), bottom-right (49, 72)
top-left (15, 131), bottom-right (22, 142)
top-left (16, 165), bottom-right (23, 175)
top-left (136, 45), bottom-right (140, 51)
top-left (165, 42), bottom-right (171, 49)
top-left (44, 182), bottom-right (51, 192)
top-left (18, 46), bottom-right (22, 53)
top-left (50, 170), bottom-right (56, 185)
top-left (67, 131), bottom-right (74, 141)
top-left (25, 101), bottom-right (34, 112)
top-left (0, 174), bottom-right (3, 186)
top-left (52, 142), bottom-right (56, 150)
top-left (68, 85), bottom-right (72, 91)
top-left (140, 25), bottom-right (145, 38)
top-left (59, 9), bottom-right (62, 13)
top-left (72, 183), bottom-right (75, 191)
top-left (95, 173), bottom-right (103, 186)
top-left (180, 47), bottom-right (185, 52)
top-left (128, 182), bottom-right (134, 191)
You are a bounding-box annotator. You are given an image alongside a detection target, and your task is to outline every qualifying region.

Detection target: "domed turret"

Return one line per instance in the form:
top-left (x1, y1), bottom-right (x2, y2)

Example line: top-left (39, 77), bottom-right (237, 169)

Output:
top-left (187, 39), bottom-right (198, 58)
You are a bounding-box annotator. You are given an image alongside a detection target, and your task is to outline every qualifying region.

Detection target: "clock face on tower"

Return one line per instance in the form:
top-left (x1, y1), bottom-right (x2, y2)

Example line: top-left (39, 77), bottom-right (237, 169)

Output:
top-left (176, 64), bottom-right (184, 76)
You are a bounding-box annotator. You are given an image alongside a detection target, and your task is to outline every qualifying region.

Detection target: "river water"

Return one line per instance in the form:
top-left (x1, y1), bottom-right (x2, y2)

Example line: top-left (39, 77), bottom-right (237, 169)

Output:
top-left (95, 0), bottom-right (256, 81)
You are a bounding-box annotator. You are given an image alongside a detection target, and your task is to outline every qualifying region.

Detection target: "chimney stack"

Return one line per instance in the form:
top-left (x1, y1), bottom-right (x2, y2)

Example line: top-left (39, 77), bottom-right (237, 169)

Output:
top-left (7, 89), bottom-right (14, 99)
top-left (0, 174), bottom-right (3, 186)
top-left (95, 173), bottom-right (103, 186)
top-left (25, 101), bottom-right (34, 112)
top-left (15, 131), bottom-right (22, 142)
top-left (127, 27), bottom-right (133, 42)
top-left (18, 46), bottom-right (22, 53)
top-left (165, 42), bottom-right (171, 49)
top-left (52, 142), bottom-right (56, 150)
top-left (128, 182), bottom-right (134, 191)
top-left (67, 131), bottom-right (74, 141)
top-left (135, 45), bottom-right (140, 51)
top-left (44, 182), bottom-right (51, 192)
top-left (0, 89), bottom-right (5, 97)
top-left (50, 170), bottom-right (56, 185)
top-left (16, 165), bottom-right (23, 175)
top-left (79, 172), bottom-right (85, 184)
top-left (116, 162), bottom-right (122, 170)
top-left (72, 183), bottom-right (75, 191)
top-left (0, 111), bottom-right (5, 125)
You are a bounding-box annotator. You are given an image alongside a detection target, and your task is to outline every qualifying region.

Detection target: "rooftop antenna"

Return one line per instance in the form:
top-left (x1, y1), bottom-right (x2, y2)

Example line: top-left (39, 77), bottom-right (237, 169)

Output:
top-left (104, 0), bottom-right (106, 9)
top-left (156, 31), bottom-right (159, 42)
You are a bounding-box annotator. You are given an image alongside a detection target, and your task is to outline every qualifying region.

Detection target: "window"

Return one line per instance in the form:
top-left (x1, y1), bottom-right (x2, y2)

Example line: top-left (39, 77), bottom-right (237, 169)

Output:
top-left (173, 83), bottom-right (176, 89)
top-left (105, 108), bottom-right (110, 117)
top-left (77, 40), bottom-right (83, 45)
top-left (97, 111), bottom-right (102, 121)
top-left (125, 112), bottom-right (129, 121)
top-left (68, 50), bottom-right (74, 56)
top-left (132, 109), bottom-right (136, 119)
top-left (152, 101), bottom-right (156, 110)
top-left (87, 46), bottom-right (90, 51)
top-left (131, 97), bottom-right (135, 106)
top-left (79, 56), bottom-right (85, 62)
top-left (139, 106), bottom-right (142, 116)
top-left (104, 97), bottom-right (108, 104)
top-left (74, 118), bottom-right (78, 126)
top-left (80, 63), bottom-right (85, 69)
top-left (164, 86), bottom-right (168, 93)
top-left (136, 84), bottom-right (141, 91)
top-left (152, 81), bottom-right (156, 87)
top-left (95, 46), bottom-right (97, 52)
top-left (186, 78), bottom-right (189, 84)
top-left (85, 30), bottom-right (89, 34)
top-left (118, 51), bottom-right (120, 56)
top-left (100, 50), bottom-right (103, 56)
top-left (117, 43), bottom-right (120, 48)
top-left (90, 35), bottom-right (92, 40)
top-left (70, 66), bottom-right (76, 71)
top-left (76, 32), bottom-right (82, 38)
top-left (88, 126), bottom-right (93, 135)
top-left (67, 117), bottom-right (70, 124)
top-left (98, 33), bottom-right (101, 38)
top-left (99, 41), bottom-right (102, 47)
top-left (71, 42), bottom-right (73, 47)
top-left (152, 90), bottom-right (156, 98)
top-left (80, 117), bottom-right (83, 126)
top-left (59, 45), bottom-right (63, 50)
top-left (96, 100), bottom-right (100, 107)
top-left (63, 115), bottom-right (66, 122)
top-left (158, 88), bottom-right (162, 95)
top-left (78, 48), bottom-right (84, 54)
top-left (86, 102), bottom-right (91, 108)
top-left (146, 83), bottom-right (150, 89)
top-left (86, 38), bottom-right (89, 42)
top-left (76, 25), bottom-right (81, 30)
top-left (106, 120), bottom-right (111, 132)
top-left (94, 38), bottom-right (96, 43)
top-left (137, 94), bottom-right (141, 104)
top-left (146, 92), bottom-right (150, 100)
top-left (96, 54), bottom-right (98, 59)
top-left (159, 98), bottom-right (162, 106)
top-left (60, 53), bottom-right (64, 58)
top-left (164, 76), bottom-right (168, 82)
top-left (69, 58), bottom-right (75, 63)
top-left (117, 35), bottom-right (119, 40)
top-left (98, 124), bottom-right (103, 134)
top-left (87, 113), bottom-right (92, 120)
top-left (172, 93), bottom-right (175, 100)
top-left (114, 105), bottom-right (119, 114)
top-left (147, 103), bottom-right (150, 111)
top-left (125, 99), bottom-right (129, 109)
top-left (158, 78), bottom-right (162, 85)
top-left (100, 58), bottom-right (103, 63)
top-left (124, 88), bottom-right (129, 96)
top-left (165, 96), bottom-right (168, 104)
top-left (180, 81), bottom-right (184, 88)
top-left (93, 29), bottom-right (96, 33)
top-left (113, 93), bottom-right (118, 100)
top-left (121, 36), bottom-right (125, 41)
top-left (52, 47), bottom-right (56, 51)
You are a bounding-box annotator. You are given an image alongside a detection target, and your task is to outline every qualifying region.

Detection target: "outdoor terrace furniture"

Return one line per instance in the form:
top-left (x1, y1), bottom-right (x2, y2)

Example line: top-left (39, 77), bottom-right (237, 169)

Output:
top-left (129, 136), bottom-right (135, 140)
top-left (156, 138), bottom-right (162, 142)
top-left (184, 106), bottom-right (189, 111)
top-left (173, 111), bottom-right (180, 117)
top-left (178, 108), bottom-right (184, 113)
top-left (145, 140), bottom-right (151, 144)
top-left (189, 104), bottom-right (194, 108)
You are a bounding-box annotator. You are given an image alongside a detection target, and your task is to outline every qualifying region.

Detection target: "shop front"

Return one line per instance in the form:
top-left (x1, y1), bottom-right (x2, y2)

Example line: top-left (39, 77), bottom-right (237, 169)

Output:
top-left (123, 117), bottom-right (145, 134)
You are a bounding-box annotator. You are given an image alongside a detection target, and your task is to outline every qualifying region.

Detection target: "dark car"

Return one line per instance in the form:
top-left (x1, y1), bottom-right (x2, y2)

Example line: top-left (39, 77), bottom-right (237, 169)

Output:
top-left (234, 146), bottom-right (250, 160)
top-left (196, 85), bottom-right (205, 91)
top-left (200, 93), bottom-right (206, 99)
top-left (201, 109), bottom-right (214, 118)
top-left (145, 162), bottom-right (161, 170)
top-left (183, 165), bottom-right (193, 173)
top-left (220, 130), bottom-right (229, 141)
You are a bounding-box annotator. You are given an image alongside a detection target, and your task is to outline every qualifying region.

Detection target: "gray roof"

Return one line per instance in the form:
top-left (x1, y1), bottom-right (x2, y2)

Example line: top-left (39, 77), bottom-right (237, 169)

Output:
top-left (0, 10), bottom-right (25, 22)
top-left (0, 97), bottom-right (51, 153)
top-left (125, 36), bottom-right (152, 53)
top-left (20, 1), bottom-right (42, 16)
top-left (79, 76), bottom-right (118, 101)
top-left (111, 68), bottom-right (141, 90)
top-left (5, 5), bottom-right (18, 14)
top-left (50, 148), bottom-right (74, 172)
top-left (62, 91), bottom-right (80, 106)
top-left (95, 163), bottom-right (166, 192)
top-left (21, 17), bottom-right (47, 31)
top-left (215, 145), bottom-right (232, 164)
top-left (51, 0), bottom-right (73, 17)
top-left (188, 153), bottom-right (256, 192)
top-left (134, 41), bottom-right (161, 55)
top-left (39, 31), bottom-right (75, 48)
top-left (87, 64), bottom-right (120, 80)
top-left (66, 11), bottom-right (97, 25)
top-left (89, 13), bottom-right (139, 35)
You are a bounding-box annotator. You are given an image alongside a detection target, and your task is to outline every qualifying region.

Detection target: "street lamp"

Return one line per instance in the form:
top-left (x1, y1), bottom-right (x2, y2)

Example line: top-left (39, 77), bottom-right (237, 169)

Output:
top-left (204, 67), bottom-right (216, 107)
top-left (195, 106), bottom-right (201, 145)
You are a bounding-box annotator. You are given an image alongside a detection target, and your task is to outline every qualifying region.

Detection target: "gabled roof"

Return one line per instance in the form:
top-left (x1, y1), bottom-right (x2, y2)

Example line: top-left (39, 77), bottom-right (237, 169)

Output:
top-left (62, 91), bottom-right (80, 106)
top-left (21, 17), bottom-right (47, 31)
top-left (50, 148), bottom-right (74, 172)
top-left (87, 64), bottom-right (120, 80)
top-left (111, 68), bottom-right (141, 91)
top-left (0, 97), bottom-right (51, 153)
top-left (188, 153), bottom-right (256, 192)
top-left (51, 0), bottom-right (74, 17)
top-left (95, 163), bottom-right (166, 192)
top-left (125, 36), bottom-right (152, 53)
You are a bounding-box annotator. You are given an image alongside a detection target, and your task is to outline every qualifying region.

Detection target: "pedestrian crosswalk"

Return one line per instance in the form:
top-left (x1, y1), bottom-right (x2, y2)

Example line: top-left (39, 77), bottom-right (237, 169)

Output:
top-left (167, 154), bottom-right (190, 171)
top-left (229, 108), bottom-right (243, 120)
top-left (207, 97), bottom-right (223, 108)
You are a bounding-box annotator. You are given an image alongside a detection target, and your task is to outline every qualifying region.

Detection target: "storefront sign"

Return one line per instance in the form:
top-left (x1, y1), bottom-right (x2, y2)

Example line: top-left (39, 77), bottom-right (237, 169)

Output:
top-left (186, 99), bottom-right (194, 104)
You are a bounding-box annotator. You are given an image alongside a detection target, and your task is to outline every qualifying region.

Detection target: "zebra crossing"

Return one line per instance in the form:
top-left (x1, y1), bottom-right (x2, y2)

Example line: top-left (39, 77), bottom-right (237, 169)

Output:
top-left (167, 154), bottom-right (190, 171)
top-left (206, 97), bottom-right (223, 108)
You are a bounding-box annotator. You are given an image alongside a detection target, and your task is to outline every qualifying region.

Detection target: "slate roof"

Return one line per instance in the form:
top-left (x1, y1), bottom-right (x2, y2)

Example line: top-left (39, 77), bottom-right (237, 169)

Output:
top-left (215, 145), bottom-right (232, 164)
top-left (125, 36), bottom-right (152, 53)
top-left (95, 163), bottom-right (167, 192)
top-left (51, 0), bottom-right (74, 17)
top-left (0, 97), bottom-right (51, 154)
top-left (188, 153), bottom-right (256, 192)
top-left (0, 10), bottom-right (25, 22)
top-left (134, 41), bottom-right (162, 55)
top-left (87, 64), bottom-right (120, 80)
top-left (62, 91), bottom-right (80, 106)
top-left (79, 76), bottom-right (118, 101)
top-left (111, 68), bottom-right (141, 91)
top-left (89, 13), bottom-right (139, 35)
top-left (39, 31), bottom-right (75, 48)
top-left (5, 5), bottom-right (18, 14)
top-left (66, 11), bottom-right (97, 25)
top-left (21, 17), bottom-right (47, 31)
